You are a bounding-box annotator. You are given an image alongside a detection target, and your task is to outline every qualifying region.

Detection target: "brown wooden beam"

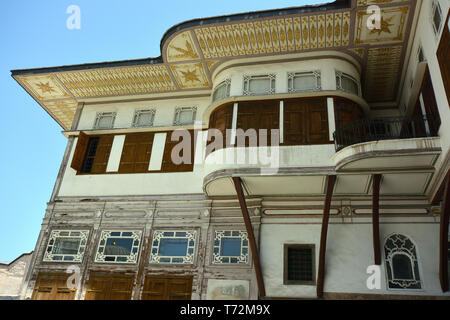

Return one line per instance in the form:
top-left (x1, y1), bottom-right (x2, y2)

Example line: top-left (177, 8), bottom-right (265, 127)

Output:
top-left (372, 174), bottom-right (382, 265)
top-left (439, 172), bottom-right (450, 292)
top-left (316, 175), bottom-right (337, 298)
top-left (232, 177), bottom-right (266, 298)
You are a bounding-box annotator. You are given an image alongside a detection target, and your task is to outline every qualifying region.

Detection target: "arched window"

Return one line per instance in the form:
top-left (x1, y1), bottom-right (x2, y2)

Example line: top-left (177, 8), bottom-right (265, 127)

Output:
top-left (384, 234), bottom-right (422, 289)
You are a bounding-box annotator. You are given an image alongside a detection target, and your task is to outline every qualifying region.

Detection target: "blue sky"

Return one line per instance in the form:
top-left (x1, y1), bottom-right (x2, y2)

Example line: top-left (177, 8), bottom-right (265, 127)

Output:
top-left (0, 0), bottom-right (323, 262)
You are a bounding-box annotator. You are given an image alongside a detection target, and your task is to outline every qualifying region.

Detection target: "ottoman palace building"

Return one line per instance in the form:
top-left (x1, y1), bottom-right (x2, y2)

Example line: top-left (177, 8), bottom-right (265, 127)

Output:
top-left (11, 0), bottom-right (450, 299)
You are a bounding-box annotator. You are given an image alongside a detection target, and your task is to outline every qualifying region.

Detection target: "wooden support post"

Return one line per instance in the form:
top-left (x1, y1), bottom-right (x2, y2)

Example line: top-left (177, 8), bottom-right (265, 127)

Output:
top-left (439, 173), bottom-right (450, 292)
top-left (372, 174), bottom-right (382, 266)
top-left (316, 175), bottom-right (336, 298)
top-left (232, 177), bottom-right (266, 298)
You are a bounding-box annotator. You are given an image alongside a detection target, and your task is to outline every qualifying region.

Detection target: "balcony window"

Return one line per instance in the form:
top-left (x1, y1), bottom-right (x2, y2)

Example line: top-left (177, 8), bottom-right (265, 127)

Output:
top-left (94, 112), bottom-right (116, 129)
top-left (94, 230), bottom-right (142, 264)
top-left (212, 230), bottom-right (249, 264)
top-left (43, 230), bottom-right (89, 262)
top-left (243, 74), bottom-right (276, 95)
top-left (336, 71), bottom-right (359, 96)
top-left (150, 230), bottom-right (196, 264)
top-left (132, 109), bottom-right (155, 127)
top-left (212, 79), bottom-right (231, 102)
top-left (288, 71), bottom-right (321, 93)
top-left (173, 107), bottom-right (197, 125)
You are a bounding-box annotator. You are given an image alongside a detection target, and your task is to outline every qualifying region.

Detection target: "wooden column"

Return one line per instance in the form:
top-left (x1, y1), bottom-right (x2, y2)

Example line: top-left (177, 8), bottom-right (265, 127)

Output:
top-left (232, 177), bottom-right (266, 298)
top-left (316, 175), bottom-right (336, 298)
top-left (439, 173), bottom-right (450, 292)
top-left (372, 174), bottom-right (382, 265)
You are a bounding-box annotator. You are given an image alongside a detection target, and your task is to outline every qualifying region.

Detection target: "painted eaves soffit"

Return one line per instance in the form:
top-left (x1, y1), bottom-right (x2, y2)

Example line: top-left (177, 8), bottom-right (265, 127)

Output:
top-left (12, 0), bottom-right (418, 130)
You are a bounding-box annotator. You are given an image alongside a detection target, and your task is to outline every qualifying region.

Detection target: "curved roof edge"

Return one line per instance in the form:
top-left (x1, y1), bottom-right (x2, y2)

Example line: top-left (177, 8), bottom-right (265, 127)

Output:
top-left (11, 0), bottom-right (349, 76)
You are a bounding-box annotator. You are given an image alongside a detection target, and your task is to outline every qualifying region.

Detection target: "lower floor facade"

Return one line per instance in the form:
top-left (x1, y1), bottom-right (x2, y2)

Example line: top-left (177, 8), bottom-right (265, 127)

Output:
top-left (22, 195), bottom-right (450, 300)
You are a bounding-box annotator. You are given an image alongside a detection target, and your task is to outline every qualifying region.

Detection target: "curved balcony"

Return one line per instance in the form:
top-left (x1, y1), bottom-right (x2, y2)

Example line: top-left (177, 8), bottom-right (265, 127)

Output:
top-left (333, 116), bottom-right (439, 152)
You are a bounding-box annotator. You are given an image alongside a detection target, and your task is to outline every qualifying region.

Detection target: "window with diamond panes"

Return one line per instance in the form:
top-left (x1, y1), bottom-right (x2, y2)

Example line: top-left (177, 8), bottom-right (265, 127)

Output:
top-left (43, 230), bottom-right (89, 262)
top-left (132, 109), bottom-right (155, 127)
top-left (94, 112), bottom-right (116, 129)
top-left (336, 71), bottom-right (359, 96)
top-left (212, 231), bottom-right (249, 264)
top-left (384, 234), bottom-right (422, 289)
top-left (212, 79), bottom-right (231, 102)
top-left (284, 244), bottom-right (315, 285)
top-left (94, 230), bottom-right (142, 264)
top-left (243, 74), bottom-right (276, 95)
top-left (431, 0), bottom-right (443, 37)
top-left (150, 231), bottom-right (196, 264)
top-left (173, 107), bottom-right (197, 125)
top-left (288, 71), bottom-right (321, 93)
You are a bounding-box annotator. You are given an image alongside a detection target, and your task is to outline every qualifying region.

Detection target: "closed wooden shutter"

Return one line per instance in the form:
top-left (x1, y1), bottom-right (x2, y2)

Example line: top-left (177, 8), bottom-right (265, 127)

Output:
top-left (208, 104), bottom-right (233, 150)
top-left (307, 99), bottom-right (329, 144)
top-left (90, 135), bottom-right (114, 174)
top-left (437, 12), bottom-right (450, 106)
top-left (70, 131), bottom-right (89, 171)
top-left (237, 100), bottom-right (279, 147)
top-left (85, 273), bottom-right (134, 300)
top-left (118, 132), bottom-right (154, 173)
top-left (31, 273), bottom-right (76, 300)
top-left (161, 130), bottom-right (196, 173)
top-left (284, 100), bottom-right (307, 145)
top-left (141, 275), bottom-right (192, 300)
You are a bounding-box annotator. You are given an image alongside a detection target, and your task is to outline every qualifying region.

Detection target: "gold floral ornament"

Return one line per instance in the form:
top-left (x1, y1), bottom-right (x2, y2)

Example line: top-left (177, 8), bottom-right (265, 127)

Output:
top-left (180, 69), bottom-right (200, 83)
top-left (36, 81), bottom-right (56, 94)
top-left (169, 40), bottom-right (199, 60)
top-left (370, 16), bottom-right (394, 35)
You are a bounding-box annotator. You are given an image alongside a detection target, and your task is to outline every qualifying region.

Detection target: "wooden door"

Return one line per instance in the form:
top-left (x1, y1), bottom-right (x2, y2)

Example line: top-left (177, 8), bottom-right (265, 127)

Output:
top-left (31, 273), bottom-right (76, 300)
top-left (141, 275), bottom-right (192, 300)
top-left (85, 273), bottom-right (134, 300)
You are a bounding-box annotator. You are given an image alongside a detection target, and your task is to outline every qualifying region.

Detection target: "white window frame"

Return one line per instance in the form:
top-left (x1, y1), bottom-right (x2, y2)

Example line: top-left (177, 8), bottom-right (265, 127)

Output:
top-left (132, 109), bottom-right (155, 127)
top-left (94, 230), bottom-right (142, 264)
top-left (243, 74), bottom-right (276, 96)
top-left (336, 71), bottom-right (360, 96)
top-left (93, 112), bottom-right (116, 129)
top-left (173, 107), bottom-right (197, 125)
top-left (212, 230), bottom-right (249, 265)
top-left (431, 0), bottom-right (443, 38)
top-left (287, 71), bottom-right (321, 93)
top-left (43, 230), bottom-right (89, 263)
top-left (384, 233), bottom-right (422, 290)
top-left (212, 79), bottom-right (231, 102)
top-left (149, 230), bottom-right (197, 264)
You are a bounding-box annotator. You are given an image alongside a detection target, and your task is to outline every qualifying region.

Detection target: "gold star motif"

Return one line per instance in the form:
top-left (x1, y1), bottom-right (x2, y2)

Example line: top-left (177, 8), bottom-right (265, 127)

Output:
top-left (370, 16), bottom-right (394, 36)
top-left (36, 81), bottom-right (56, 94)
top-left (180, 69), bottom-right (200, 83)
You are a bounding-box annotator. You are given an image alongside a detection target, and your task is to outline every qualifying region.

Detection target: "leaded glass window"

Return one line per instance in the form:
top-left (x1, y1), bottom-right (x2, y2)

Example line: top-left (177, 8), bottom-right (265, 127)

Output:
top-left (150, 230), bottom-right (196, 264)
top-left (93, 112), bottom-right (116, 129)
top-left (243, 74), bottom-right (276, 95)
top-left (212, 230), bottom-right (249, 264)
top-left (132, 109), bottom-right (155, 127)
top-left (288, 71), bottom-right (321, 93)
top-left (431, 0), bottom-right (443, 37)
top-left (336, 71), bottom-right (359, 96)
top-left (283, 244), bottom-right (315, 285)
top-left (212, 79), bottom-right (231, 102)
top-left (43, 230), bottom-right (89, 262)
top-left (94, 230), bottom-right (142, 264)
top-left (384, 234), bottom-right (422, 289)
top-left (173, 107), bottom-right (197, 125)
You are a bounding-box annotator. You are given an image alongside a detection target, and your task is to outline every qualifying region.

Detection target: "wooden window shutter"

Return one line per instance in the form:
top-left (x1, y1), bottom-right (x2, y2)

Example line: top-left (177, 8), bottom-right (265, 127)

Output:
top-left (437, 12), bottom-right (449, 106)
top-left (90, 135), bottom-right (114, 174)
top-left (118, 133), bottom-right (154, 173)
top-left (161, 130), bottom-right (195, 173)
top-left (307, 99), bottom-right (329, 144)
top-left (421, 67), bottom-right (441, 135)
top-left (70, 131), bottom-right (89, 171)
top-left (283, 100), bottom-right (307, 146)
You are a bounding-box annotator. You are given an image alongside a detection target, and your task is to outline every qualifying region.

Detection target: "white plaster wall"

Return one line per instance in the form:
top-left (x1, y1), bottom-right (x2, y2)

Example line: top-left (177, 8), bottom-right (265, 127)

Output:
top-left (212, 58), bottom-right (361, 97)
top-left (57, 136), bottom-right (205, 197)
top-left (400, 0), bottom-right (450, 157)
top-left (260, 221), bottom-right (450, 298)
top-left (77, 97), bottom-right (211, 130)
